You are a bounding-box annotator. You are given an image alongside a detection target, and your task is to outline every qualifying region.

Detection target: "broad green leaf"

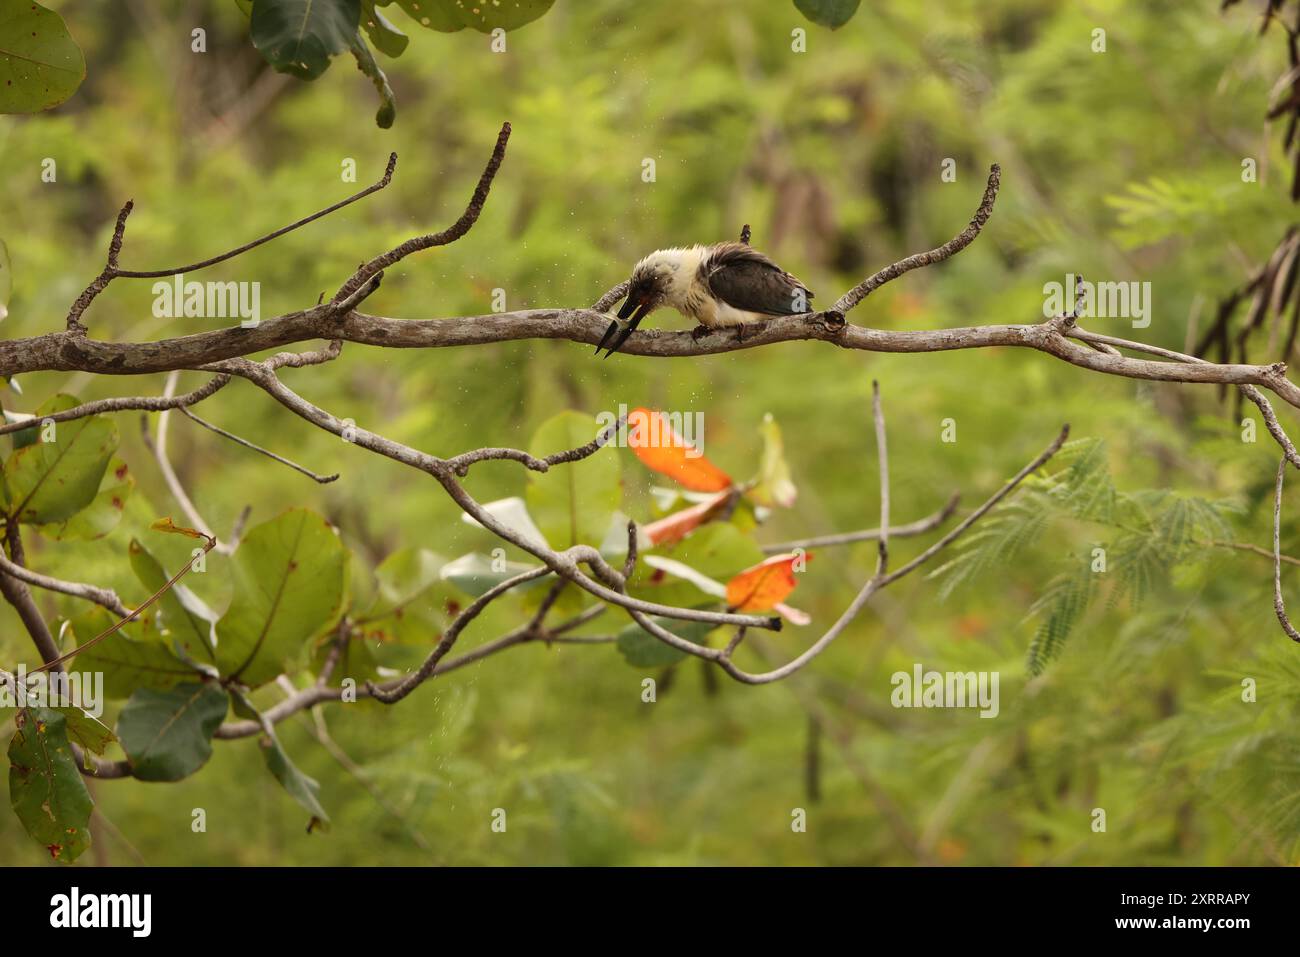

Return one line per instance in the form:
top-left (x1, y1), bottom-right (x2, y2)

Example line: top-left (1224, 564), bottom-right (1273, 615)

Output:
top-left (8, 707), bottom-right (92, 862)
top-left (129, 538), bottom-right (217, 663)
top-left (229, 689), bottom-right (330, 828)
top-left (228, 687), bottom-right (260, 722)
top-left (359, 600), bottom-right (451, 644)
top-left (311, 631), bottom-right (382, 686)
top-left (793, 0), bottom-right (861, 30)
top-left (749, 413), bottom-right (797, 509)
top-left (0, 1), bottom-right (86, 113)
top-left (116, 682), bottom-right (228, 782)
top-left (6, 411), bottom-right (37, 450)
top-left (35, 455), bottom-right (133, 540)
top-left (260, 725), bottom-right (330, 829)
top-left (361, 546), bottom-right (461, 643)
top-left (367, 637), bottom-right (427, 671)
top-left (250, 0), bottom-right (360, 80)
top-left (361, 0), bottom-right (408, 56)
top-left (370, 547), bottom-right (444, 616)
top-left (440, 551), bottom-right (547, 598)
top-left (77, 639), bottom-right (197, 698)
top-left (2, 394), bottom-right (117, 524)
top-left (382, 0), bottom-right (554, 33)
top-left (311, 627), bottom-right (429, 682)
top-left (53, 706), bottom-right (116, 760)
top-left (69, 608), bottom-right (198, 698)
top-left (344, 547), bottom-right (377, 613)
top-left (615, 616), bottom-right (716, 668)
top-left (631, 522), bottom-right (764, 609)
top-left (526, 412), bottom-right (621, 550)
top-left (383, 0), bottom-right (460, 31)
top-left (641, 555), bottom-right (727, 598)
top-left (350, 33), bottom-right (396, 128)
top-left (215, 508), bottom-right (348, 686)
top-left (461, 496), bottom-right (550, 551)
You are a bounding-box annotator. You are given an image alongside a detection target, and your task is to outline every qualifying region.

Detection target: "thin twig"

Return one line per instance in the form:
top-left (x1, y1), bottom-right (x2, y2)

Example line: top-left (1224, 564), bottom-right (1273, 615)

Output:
top-left (714, 424), bottom-right (1070, 685)
top-left (178, 406), bottom-right (339, 483)
top-left (0, 374), bottom-right (230, 437)
top-left (833, 164), bottom-right (1001, 314)
top-left (761, 493), bottom-right (960, 553)
top-left (142, 374), bottom-right (224, 551)
top-left (1070, 326), bottom-right (1300, 468)
top-left (316, 619), bottom-right (352, 688)
top-left (876, 426), bottom-right (1070, 589)
top-left (0, 526), bottom-right (65, 667)
top-left (23, 530), bottom-right (216, 675)
top-left (66, 153), bottom-right (398, 331)
top-left (366, 565), bottom-right (551, 704)
top-left (0, 549), bottom-right (129, 616)
top-left (1204, 537), bottom-right (1300, 566)
top-left (304, 707), bottom-right (438, 858)
top-left (332, 122), bottom-right (511, 303)
top-left (1273, 455), bottom-right (1300, 641)
top-left (872, 380), bottom-right (890, 577)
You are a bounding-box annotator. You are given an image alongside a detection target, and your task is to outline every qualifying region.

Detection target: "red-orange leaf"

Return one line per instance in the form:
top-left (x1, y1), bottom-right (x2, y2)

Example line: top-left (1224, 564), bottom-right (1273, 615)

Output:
top-left (628, 407), bottom-right (732, 492)
top-left (641, 490), bottom-right (732, 546)
top-left (725, 552), bottom-right (812, 611)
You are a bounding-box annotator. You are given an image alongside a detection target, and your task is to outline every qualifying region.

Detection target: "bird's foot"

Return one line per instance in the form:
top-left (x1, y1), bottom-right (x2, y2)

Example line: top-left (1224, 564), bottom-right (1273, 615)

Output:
top-left (690, 324), bottom-right (711, 342)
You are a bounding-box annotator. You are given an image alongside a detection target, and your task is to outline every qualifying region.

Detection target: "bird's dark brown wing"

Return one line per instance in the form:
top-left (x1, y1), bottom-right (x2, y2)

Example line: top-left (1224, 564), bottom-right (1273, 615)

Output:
top-left (703, 242), bottom-right (814, 316)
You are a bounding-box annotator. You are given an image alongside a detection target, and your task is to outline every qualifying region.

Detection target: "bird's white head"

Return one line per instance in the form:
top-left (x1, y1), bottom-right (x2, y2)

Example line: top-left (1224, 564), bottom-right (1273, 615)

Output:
top-left (595, 247), bottom-right (704, 358)
top-left (624, 247), bottom-right (700, 317)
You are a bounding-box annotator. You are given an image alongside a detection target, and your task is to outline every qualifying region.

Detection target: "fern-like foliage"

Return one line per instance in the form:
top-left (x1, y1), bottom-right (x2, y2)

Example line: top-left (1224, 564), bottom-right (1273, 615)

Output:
top-left (929, 438), bottom-right (1243, 674)
top-left (928, 496), bottom-right (1051, 601)
top-left (1026, 565), bottom-right (1095, 676)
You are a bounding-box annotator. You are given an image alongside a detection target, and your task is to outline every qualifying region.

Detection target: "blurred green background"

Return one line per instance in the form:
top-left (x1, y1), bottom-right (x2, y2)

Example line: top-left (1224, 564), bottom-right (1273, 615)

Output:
top-left (2, 0), bottom-right (1299, 865)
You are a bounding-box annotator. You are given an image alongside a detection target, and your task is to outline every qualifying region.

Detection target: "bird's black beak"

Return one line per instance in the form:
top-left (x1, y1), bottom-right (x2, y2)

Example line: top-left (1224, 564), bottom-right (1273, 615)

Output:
top-left (595, 295), bottom-right (653, 358)
top-left (616, 294), bottom-right (640, 321)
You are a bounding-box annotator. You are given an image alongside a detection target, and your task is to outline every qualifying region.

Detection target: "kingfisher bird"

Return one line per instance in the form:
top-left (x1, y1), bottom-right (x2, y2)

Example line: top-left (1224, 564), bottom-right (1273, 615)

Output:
top-left (595, 242), bottom-right (814, 358)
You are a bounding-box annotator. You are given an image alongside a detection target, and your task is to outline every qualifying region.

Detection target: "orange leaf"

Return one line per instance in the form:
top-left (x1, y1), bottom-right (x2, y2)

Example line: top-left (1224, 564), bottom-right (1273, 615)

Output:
top-left (725, 552), bottom-right (812, 611)
top-left (641, 490), bottom-right (732, 546)
top-left (628, 407), bottom-right (732, 492)
top-left (150, 517), bottom-right (210, 541)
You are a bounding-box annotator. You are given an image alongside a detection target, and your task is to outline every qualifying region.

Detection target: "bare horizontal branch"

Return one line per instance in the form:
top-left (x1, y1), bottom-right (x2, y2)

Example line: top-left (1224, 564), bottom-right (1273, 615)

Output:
top-left (0, 550), bottom-right (130, 617)
top-left (202, 356), bottom-right (781, 633)
top-left (1069, 325), bottom-right (1300, 467)
top-left (444, 414), bottom-right (622, 476)
top-left (216, 597), bottom-right (614, 739)
top-left (0, 374), bottom-right (231, 437)
top-left (8, 309), bottom-right (1300, 415)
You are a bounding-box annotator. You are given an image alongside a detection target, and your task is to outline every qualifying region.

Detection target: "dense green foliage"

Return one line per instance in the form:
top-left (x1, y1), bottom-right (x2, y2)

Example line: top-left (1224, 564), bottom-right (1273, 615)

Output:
top-left (1, 0), bottom-right (1299, 865)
